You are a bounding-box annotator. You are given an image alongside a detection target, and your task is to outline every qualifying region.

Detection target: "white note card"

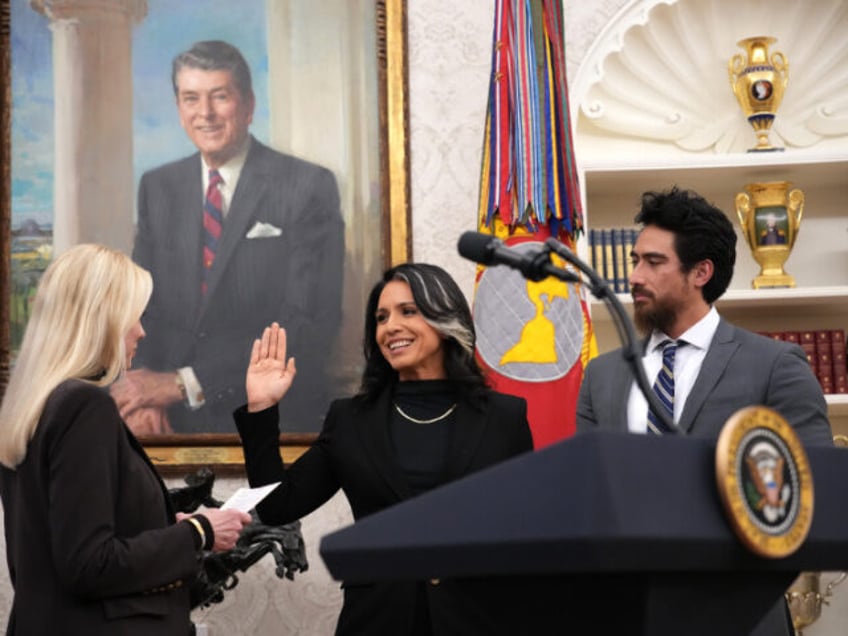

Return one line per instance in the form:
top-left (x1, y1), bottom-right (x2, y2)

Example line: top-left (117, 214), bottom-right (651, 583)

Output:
top-left (220, 482), bottom-right (281, 513)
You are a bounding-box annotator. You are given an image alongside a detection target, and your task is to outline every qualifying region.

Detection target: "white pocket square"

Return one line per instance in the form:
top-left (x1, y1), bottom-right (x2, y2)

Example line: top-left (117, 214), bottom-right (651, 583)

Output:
top-left (246, 221), bottom-right (282, 239)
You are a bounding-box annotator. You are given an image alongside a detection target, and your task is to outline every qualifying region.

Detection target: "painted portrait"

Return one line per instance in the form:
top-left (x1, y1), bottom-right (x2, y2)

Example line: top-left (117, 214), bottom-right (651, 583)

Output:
top-left (5, 0), bottom-right (409, 454)
top-left (755, 206), bottom-right (789, 246)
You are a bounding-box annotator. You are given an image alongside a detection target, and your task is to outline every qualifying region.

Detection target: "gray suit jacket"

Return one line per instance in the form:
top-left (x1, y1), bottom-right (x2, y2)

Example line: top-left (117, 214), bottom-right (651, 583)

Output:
top-left (134, 137), bottom-right (344, 432)
top-left (576, 318), bottom-right (832, 635)
top-left (576, 318), bottom-right (832, 445)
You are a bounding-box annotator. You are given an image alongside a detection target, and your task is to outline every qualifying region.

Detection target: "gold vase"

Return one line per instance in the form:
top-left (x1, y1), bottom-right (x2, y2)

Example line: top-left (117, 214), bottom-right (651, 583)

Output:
top-left (728, 36), bottom-right (789, 152)
top-left (735, 181), bottom-right (803, 289)
top-left (786, 571), bottom-right (848, 635)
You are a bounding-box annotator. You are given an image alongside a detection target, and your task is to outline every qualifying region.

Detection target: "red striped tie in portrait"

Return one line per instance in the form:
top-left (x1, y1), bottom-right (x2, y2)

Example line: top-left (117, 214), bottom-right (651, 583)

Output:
top-left (202, 169), bottom-right (224, 295)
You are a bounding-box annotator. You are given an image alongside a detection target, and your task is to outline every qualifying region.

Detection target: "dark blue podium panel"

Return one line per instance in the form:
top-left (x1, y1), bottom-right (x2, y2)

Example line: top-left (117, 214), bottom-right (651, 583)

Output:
top-left (321, 431), bottom-right (848, 581)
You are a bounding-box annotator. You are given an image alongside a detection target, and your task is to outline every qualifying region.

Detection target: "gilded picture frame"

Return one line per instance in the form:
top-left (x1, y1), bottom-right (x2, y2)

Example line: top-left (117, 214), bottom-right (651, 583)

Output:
top-left (0, 0), bottom-right (410, 474)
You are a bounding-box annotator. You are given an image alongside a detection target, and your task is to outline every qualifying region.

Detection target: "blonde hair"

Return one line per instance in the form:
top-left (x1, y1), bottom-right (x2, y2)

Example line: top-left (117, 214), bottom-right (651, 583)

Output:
top-left (0, 244), bottom-right (152, 468)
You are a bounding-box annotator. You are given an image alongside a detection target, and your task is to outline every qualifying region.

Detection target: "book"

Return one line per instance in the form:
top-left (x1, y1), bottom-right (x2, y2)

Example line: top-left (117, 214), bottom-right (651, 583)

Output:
top-left (799, 331), bottom-right (816, 365)
top-left (611, 228), bottom-right (627, 293)
top-left (589, 229), bottom-right (602, 276)
top-left (815, 330), bottom-right (833, 353)
top-left (783, 332), bottom-right (800, 345)
top-left (622, 228), bottom-right (636, 293)
top-left (601, 229), bottom-right (615, 291)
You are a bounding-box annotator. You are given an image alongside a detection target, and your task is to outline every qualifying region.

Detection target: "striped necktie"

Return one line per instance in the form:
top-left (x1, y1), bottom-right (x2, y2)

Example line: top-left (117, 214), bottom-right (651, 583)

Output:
top-left (202, 169), bottom-right (224, 295)
top-left (647, 340), bottom-right (680, 434)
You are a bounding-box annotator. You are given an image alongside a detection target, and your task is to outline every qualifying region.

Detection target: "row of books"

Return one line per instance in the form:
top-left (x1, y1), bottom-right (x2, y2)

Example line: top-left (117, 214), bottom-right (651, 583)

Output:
top-left (760, 329), bottom-right (847, 394)
top-left (588, 228), bottom-right (638, 294)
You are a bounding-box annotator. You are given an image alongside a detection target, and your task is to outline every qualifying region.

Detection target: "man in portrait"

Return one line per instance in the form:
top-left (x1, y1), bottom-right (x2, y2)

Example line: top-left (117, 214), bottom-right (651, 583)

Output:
top-left (110, 40), bottom-right (344, 434)
top-left (759, 212), bottom-right (787, 246)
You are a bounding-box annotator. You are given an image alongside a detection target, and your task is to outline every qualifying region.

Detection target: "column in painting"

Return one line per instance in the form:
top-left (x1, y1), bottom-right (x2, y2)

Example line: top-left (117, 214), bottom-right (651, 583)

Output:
top-left (265, 0), bottom-right (381, 395)
top-left (31, 0), bottom-right (147, 255)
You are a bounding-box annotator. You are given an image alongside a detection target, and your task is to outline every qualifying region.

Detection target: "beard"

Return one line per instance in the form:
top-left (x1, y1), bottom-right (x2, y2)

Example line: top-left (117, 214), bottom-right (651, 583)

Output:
top-left (632, 287), bottom-right (681, 335)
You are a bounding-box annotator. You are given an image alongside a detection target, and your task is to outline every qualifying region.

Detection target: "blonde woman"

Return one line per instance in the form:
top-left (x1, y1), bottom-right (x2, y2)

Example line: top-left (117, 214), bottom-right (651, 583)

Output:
top-left (0, 244), bottom-right (250, 636)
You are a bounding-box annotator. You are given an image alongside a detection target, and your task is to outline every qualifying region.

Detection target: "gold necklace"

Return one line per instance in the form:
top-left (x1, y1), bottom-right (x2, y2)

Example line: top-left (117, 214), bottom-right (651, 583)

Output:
top-left (393, 402), bottom-right (457, 425)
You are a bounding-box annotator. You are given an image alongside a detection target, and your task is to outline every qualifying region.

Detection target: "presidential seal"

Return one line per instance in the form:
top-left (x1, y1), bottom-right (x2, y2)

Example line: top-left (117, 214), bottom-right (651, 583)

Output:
top-left (715, 406), bottom-right (813, 559)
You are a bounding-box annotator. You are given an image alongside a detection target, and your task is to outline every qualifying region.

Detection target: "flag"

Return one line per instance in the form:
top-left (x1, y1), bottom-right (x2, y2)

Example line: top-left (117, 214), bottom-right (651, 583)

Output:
top-left (472, 0), bottom-right (597, 449)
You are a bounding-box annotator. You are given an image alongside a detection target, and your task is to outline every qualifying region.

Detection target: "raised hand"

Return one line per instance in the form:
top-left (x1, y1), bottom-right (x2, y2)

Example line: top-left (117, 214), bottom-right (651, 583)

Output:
top-left (245, 322), bottom-right (297, 413)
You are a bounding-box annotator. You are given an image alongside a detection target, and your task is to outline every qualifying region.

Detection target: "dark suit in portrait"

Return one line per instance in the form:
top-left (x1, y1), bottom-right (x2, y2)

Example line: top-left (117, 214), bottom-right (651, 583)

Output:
top-left (134, 137), bottom-right (343, 433)
top-left (0, 381), bottom-right (199, 635)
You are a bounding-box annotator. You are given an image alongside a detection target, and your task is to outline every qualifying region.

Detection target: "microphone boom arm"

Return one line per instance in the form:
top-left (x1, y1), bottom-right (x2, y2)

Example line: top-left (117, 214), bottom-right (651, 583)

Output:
top-left (541, 238), bottom-right (679, 435)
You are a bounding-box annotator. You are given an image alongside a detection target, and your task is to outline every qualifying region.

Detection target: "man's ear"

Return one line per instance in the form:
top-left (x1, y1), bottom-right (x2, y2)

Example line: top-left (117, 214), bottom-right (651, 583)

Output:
top-left (247, 92), bottom-right (256, 126)
top-left (692, 259), bottom-right (714, 289)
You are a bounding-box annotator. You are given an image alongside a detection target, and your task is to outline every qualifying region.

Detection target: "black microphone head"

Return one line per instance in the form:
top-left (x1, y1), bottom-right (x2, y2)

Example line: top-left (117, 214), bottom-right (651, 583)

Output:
top-left (457, 231), bottom-right (499, 266)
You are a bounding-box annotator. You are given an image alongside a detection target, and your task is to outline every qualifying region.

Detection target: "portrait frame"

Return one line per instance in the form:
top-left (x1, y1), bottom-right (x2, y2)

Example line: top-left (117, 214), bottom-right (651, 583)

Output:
top-left (0, 0), bottom-right (410, 475)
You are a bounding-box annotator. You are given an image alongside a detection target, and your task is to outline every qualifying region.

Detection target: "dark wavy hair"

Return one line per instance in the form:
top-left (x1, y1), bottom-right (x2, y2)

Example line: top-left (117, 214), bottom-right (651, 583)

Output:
top-left (635, 187), bottom-right (737, 304)
top-left (171, 40), bottom-right (254, 100)
top-left (357, 263), bottom-right (488, 404)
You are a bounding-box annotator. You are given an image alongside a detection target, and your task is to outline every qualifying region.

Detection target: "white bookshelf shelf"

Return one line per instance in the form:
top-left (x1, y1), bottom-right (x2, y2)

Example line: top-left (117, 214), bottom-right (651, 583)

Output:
top-left (826, 394), bottom-right (848, 417)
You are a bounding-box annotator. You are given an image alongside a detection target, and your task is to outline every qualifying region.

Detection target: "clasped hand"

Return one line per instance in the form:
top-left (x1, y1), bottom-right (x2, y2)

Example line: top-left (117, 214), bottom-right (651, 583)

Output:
top-left (246, 322), bottom-right (297, 413)
top-left (110, 369), bottom-right (180, 435)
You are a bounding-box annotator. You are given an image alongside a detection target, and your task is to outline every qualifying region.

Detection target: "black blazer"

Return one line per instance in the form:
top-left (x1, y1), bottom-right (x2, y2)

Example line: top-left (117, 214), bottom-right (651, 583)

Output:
top-left (0, 381), bottom-right (201, 636)
top-left (134, 137), bottom-right (344, 432)
top-left (236, 387), bottom-right (533, 635)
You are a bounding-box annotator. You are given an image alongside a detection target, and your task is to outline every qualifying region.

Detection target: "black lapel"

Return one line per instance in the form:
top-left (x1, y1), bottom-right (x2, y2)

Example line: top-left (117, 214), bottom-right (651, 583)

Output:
top-left (353, 389), bottom-right (413, 501)
top-left (443, 398), bottom-right (487, 482)
top-left (123, 425), bottom-right (177, 521)
top-left (173, 155), bottom-right (204, 320)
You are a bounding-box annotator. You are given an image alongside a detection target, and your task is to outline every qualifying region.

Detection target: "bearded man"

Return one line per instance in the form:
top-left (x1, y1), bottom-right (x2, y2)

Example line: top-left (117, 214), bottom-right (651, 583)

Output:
top-left (575, 186), bottom-right (832, 636)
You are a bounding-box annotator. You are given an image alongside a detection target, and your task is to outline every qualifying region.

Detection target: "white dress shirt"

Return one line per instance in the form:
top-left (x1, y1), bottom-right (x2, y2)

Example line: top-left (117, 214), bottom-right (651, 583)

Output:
top-left (626, 306), bottom-right (720, 433)
top-left (200, 136), bottom-right (251, 219)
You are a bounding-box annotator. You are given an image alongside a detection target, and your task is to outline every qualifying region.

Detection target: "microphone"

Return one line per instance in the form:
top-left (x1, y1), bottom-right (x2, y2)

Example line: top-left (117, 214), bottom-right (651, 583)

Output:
top-left (457, 231), bottom-right (558, 282)
top-left (458, 230), bottom-right (679, 434)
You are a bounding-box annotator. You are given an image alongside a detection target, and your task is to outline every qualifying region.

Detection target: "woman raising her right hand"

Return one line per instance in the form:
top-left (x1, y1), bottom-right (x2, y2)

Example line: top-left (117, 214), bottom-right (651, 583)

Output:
top-left (236, 262), bottom-right (533, 635)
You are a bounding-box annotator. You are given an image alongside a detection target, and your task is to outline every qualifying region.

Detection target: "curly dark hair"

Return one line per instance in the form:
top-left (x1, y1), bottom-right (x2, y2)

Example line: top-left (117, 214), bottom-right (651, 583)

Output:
top-left (635, 187), bottom-right (737, 304)
top-left (357, 263), bottom-right (488, 405)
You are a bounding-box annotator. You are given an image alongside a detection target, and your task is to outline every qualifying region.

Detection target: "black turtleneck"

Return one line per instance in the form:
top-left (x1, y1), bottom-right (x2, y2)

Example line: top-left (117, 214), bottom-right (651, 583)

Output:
top-left (390, 380), bottom-right (457, 496)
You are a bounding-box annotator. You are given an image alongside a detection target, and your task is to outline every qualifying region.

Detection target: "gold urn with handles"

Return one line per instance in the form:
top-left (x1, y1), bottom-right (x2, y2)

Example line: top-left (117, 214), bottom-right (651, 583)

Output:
top-left (735, 181), bottom-right (803, 289)
top-left (786, 571), bottom-right (848, 635)
top-left (785, 437), bottom-right (848, 635)
top-left (728, 36), bottom-right (789, 152)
